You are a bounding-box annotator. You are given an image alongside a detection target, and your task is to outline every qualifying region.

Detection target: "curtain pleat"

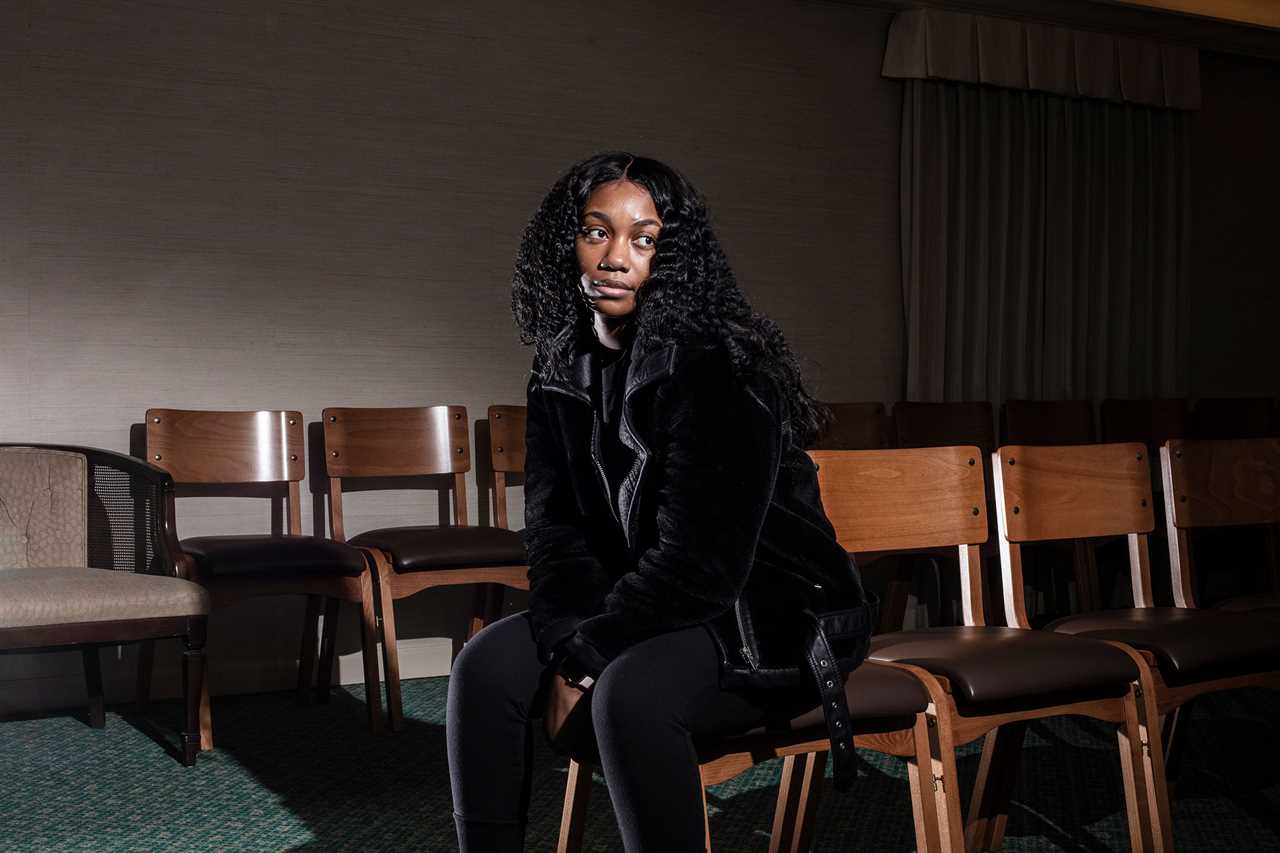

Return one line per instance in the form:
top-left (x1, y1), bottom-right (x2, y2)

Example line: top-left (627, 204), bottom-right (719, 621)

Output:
top-left (900, 79), bottom-right (1191, 408)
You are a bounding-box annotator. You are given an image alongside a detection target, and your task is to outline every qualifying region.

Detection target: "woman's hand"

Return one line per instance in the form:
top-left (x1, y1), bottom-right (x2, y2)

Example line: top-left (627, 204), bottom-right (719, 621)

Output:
top-left (544, 673), bottom-right (587, 743)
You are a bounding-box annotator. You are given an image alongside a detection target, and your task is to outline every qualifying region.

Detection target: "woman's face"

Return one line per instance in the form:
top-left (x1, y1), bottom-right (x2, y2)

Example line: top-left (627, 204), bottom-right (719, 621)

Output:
top-left (575, 179), bottom-right (662, 320)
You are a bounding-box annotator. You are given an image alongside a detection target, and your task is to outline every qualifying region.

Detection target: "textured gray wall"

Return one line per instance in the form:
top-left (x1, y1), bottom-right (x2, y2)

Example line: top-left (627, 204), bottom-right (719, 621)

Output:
top-left (0, 0), bottom-right (903, 709)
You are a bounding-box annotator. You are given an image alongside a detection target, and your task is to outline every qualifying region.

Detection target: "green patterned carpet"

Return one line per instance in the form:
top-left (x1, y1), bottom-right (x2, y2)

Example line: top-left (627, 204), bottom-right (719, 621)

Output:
top-left (1, 679), bottom-right (1277, 852)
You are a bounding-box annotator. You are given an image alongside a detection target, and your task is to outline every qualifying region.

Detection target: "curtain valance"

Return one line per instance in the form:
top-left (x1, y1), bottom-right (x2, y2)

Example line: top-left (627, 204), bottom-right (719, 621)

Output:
top-left (882, 8), bottom-right (1200, 110)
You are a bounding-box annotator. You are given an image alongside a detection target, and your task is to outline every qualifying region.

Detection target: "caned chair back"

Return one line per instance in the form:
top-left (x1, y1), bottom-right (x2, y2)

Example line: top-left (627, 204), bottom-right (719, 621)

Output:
top-left (992, 443), bottom-right (1157, 623)
top-left (146, 409), bottom-right (306, 533)
top-left (320, 405), bottom-right (470, 541)
top-left (486, 406), bottom-right (526, 530)
top-left (809, 446), bottom-right (988, 626)
top-left (1160, 438), bottom-right (1280, 607)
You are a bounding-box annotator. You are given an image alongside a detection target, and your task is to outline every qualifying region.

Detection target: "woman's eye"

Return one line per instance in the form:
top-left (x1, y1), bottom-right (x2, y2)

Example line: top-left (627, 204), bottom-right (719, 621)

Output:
top-left (635, 234), bottom-right (656, 248)
top-left (580, 226), bottom-right (607, 241)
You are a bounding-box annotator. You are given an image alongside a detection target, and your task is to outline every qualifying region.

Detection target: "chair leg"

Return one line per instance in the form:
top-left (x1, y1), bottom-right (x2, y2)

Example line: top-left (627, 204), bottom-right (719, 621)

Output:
top-left (182, 622), bottom-right (208, 767)
top-left (316, 597), bottom-right (340, 704)
top-left (467, 583), bottom-right (504, 640)
top-left (927, 708), bottom-right (965, 853)
top-left (557, 758), bottom-right (593, 853)
top-left (1122, 689), bottom-right (1173, 853)
top-left (1118, 701), bottom-right (1155, 853)
top-left (82, 647), bottom-right (105, 729)
top-left (700, 772), bottom-right (714, 853)
top-left (1161, 706), bottom-right (1188, 786)
top-left (965, 722), bottom-right (1026, 852)
top-left (910, 709), bottom-right (965, 853)
top-left (374, 563), bottom-right (404, 732)
top-left (358, 570), bottom-right (385, 735)
top-left (296, 594), bottom-right (322, 705)
top-left (135, 638), bottom-right (155, 709)
top-left (787, 751), bottom-right (826, 853)
top-left (769, 754), bottom-right (809, 853)
top-left (198, 666), bottom-right (213, 751)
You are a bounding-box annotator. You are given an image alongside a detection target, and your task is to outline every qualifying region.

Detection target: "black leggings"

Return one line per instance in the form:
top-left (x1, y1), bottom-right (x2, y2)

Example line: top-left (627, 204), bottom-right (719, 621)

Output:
top-left (446, 611), bottom-right (813, 853)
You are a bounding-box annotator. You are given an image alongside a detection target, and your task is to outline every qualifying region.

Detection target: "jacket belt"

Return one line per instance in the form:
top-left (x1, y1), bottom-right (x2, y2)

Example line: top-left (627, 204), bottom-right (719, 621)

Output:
top-left (803, 614), bottom-right (860, 792)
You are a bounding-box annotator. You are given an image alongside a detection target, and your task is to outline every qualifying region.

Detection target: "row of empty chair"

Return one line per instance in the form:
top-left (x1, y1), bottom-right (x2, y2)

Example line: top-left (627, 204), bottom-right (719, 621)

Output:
top-left (2, 406), bottom-right (1277, 851)
top-left (820, 397), bottom-right (1280, 627)
top-left (814, 396), bottom-right (1280, 452)
top-left (561, 438), bottom-right (1280, 853)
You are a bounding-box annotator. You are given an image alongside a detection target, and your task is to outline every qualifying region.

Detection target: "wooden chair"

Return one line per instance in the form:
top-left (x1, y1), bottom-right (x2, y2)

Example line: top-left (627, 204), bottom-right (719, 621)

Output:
top-left (0, 445), bottom-right (209, 765)
top-left (1094, 400), bottom-right (1192, 610)
top-left (808, 401), bottom-right (894, 450)
top-left (1190, 397), bottom-right (1276, 440)
top-left (559, 659), bottom-right (954, 853)
top-left (141, 409), bottom-right (384, 748)
top-left (1101, 399), bottom-right (1189, 452)
top-left (320, 405), bottom-right (528, 731)
top-left (825, 447), bottom-right (1170, 853)
top-left (891, 401), bottom-right (999, 626)
top-left (1160, 438), bottom-right (1280, 614)
top-left (1000, 399), bottom-right (1096, 446)
top-left (1000, 400), bottom-right (1099, 618)
top-left (994, 442), bottom-right (1280, 826)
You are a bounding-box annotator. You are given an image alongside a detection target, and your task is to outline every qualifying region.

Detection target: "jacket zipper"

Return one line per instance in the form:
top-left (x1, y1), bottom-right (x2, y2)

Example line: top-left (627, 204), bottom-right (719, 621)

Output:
top-left (734, 601), bottom-right (759, 670)
top-left (589, 416), bottom-right (622, 527)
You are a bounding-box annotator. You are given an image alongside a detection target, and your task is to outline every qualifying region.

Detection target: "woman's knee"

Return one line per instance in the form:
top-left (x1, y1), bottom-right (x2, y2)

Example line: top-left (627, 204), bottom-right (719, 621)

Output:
top-left (590, 651), bottom-right (674, 738)
top-left (449, 612), bottom-right (540, 703)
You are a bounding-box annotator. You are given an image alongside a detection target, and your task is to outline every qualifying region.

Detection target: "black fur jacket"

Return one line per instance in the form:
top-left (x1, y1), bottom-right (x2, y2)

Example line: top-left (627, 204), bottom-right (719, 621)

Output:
top-left (522, 329), bottom-right (867, 687)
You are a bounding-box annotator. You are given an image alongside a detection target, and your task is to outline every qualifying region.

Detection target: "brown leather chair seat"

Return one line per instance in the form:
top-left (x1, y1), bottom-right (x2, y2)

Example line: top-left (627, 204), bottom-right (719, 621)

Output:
top-left (182, 535), bottom-right (367, 578)
top-left (868, 627), bottom-right (1138, 713)
top-left (350, 525), bottom-right (526, 573)
top-left (650, 662), bottom-right (931, 765)
top-left (1047, 607), bottom-right (1280, 687)
top-left (783, 660), bottom-right (931, 728)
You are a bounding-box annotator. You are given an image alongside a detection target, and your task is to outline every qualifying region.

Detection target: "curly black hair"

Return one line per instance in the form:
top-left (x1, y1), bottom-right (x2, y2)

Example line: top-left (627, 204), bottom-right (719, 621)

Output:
top-left (511, 151), bottom-right (829, 445)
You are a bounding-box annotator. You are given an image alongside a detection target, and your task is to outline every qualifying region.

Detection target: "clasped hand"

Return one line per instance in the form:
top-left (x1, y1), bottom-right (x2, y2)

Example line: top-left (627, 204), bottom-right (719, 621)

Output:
top-left (544, 673), bottom-right (588, 744)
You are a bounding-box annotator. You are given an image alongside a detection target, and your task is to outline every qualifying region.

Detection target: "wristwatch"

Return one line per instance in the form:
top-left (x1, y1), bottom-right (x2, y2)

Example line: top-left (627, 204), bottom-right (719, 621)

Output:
top-left (558, 655), bottom-right (596, 691)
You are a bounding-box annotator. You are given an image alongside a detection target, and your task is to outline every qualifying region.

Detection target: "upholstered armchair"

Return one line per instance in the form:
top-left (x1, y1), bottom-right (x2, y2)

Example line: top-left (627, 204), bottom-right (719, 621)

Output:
top-left (0, 445), bottom-right (209, 765)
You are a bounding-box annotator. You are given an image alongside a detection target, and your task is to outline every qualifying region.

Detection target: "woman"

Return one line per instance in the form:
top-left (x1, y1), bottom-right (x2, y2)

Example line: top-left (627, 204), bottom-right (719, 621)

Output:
top-left (446, 152), bottom-right (871, 852)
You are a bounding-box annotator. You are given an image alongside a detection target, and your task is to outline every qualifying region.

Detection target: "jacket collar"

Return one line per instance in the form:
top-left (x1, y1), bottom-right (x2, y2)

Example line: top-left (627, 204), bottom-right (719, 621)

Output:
top-left (540, 323), bottom-right (678, 405)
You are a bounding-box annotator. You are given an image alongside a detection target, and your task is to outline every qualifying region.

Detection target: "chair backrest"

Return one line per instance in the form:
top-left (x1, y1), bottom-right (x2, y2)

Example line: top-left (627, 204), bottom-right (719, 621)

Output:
top-left (1190, 397), bottom-right (1276, 440)
top-left (1100, 398), bottom-right (1189, 454)
top-left (1160, 438), bottom-right (1280, 607)
top-left (146, 409), bottom-right (306, 535)
top-left (809, 446), bottom-right (989, 626)
top-left (992, 443), bottom-right (1156, 625)
top-left (1001, 399), bottom-right (1096, 446)
top-left (0, 447), bottom-right (87, 569)
top-left (321, 405), bottom-right (470, 541)
top-left (809, 402), bottom-right (894, 450)
top-left (486, 405), bottom-right (527, 530)
top-left (892, 401), bottom-right (995, 454)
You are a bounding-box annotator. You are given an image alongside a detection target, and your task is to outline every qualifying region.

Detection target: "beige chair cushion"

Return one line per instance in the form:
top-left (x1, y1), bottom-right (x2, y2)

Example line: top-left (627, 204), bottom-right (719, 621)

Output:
top-left (0, 567), bottom-right (210, 628)
top-left (0, 448), bottom-right (87, 569)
